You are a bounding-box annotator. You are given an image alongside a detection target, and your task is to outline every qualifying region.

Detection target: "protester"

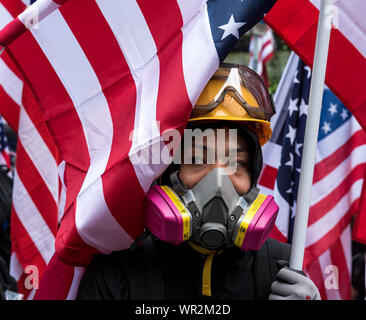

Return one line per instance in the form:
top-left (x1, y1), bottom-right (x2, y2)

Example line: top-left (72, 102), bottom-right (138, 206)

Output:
top-left (75, 64), bottom-right (320, 300)
top-left (3, 124), bottom-right (17, 170)
top-left (351, 240), bottom-right (366, 300)
top-left (0, 165), bottom-right (17, 300)
top-left (0, 165), bottom-right (12, 266)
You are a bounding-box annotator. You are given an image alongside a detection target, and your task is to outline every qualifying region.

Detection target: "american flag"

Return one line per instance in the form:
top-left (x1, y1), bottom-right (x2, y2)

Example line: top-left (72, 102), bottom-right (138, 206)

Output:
top-left (0, 116), bottom-right (11, 170)
top-left (264, 0), bottom-right (366, 134)
top-left (0, 0), bottom-right (60, 300)
top-left (248, 23), bottom-right (275, 86)
top-left (0, 0), bottom-right (277, 299)
top-left (258, 53), bottom-right (366, 300)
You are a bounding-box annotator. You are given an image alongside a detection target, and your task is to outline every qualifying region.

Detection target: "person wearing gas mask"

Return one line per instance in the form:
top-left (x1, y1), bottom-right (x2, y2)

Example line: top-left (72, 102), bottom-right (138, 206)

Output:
top-left (76, 64), bottom-right (321, 300)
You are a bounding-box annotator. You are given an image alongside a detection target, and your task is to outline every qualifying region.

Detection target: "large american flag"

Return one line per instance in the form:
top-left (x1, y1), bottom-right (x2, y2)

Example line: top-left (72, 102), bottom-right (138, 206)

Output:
top-left (258, 53), bottom-right (366, 300)
top-left (0, 0), bottom-right (60, 300)
top-left (0, 0), bottom-right (277, 299)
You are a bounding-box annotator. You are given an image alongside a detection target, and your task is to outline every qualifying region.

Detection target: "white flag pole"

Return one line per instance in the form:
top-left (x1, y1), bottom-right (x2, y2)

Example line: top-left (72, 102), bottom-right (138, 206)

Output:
top-left (289, 0), bottom-right (335, 271)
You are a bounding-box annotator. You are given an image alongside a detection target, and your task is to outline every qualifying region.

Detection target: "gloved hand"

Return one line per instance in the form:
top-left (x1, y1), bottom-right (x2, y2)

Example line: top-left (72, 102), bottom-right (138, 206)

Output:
top-left (269, 261), bottom-right (321, 300)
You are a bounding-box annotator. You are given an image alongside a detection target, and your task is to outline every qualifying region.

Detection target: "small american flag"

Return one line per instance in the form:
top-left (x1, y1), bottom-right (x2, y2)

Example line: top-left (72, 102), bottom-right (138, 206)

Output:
top-left (248, 23), bottom-right (275, 86)
top-left (258, 54), bottom-right (366, 300)
top-left (0, 116), bottom-right (11, 170)
top-left (0, 0), bottom-right (278, 299)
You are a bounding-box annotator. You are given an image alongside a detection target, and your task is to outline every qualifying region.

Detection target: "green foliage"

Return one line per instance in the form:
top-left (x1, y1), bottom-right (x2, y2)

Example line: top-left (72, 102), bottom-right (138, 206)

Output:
top-left (267, 49), bottom-right (291, 94)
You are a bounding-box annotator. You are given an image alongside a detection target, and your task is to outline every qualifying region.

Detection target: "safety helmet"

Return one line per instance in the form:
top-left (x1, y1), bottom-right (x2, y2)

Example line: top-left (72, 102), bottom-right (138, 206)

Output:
top-left (188, 63), bottom-right (275, 146)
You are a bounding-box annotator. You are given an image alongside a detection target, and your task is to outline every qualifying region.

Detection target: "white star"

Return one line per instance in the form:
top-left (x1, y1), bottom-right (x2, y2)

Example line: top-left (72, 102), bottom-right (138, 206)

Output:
top-left (328, 103), bottom-right (338, 116)
top-left (340, 108), bottom-right (349, 120)
top-left (304, 66), bottom-right (311, 79)
top-left (218, 14), bottom-right (246, 40)
top-left (286, 180), bottom-right (295, 194)
top-left (321, 121), bottom-right (331, 134)
top-left (290, 201), bottom-right (297, 218)
top-left (285, 153), bottom-right (294, 168)
top-left (299, 98), bottom-right (308, 117)
top-left (288, 98), bottom-right (299, 117)
top-left (286, 124), bottom-right (296, 145)
top-left (294, 70), bottom-right (300, 83)
top-left (295, 142), bottom-right (303, 157)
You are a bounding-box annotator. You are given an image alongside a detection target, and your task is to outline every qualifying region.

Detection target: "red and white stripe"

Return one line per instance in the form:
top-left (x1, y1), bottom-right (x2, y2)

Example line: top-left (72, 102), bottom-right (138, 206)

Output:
top-left (248, 26), bottom-right (275, 78)
top-left (0, 149), bottom-right (10, 169)
top-left (259, 110), bottom-right (365, 301)
top-left (258, 52), bottom-right (366, 300)
top-left (0, 0), bottom-right (222, 299)
top-left (264, 0), bottom-right (366, 132)
top-left (0, 0), bottom-right (67, 48)
top-left (0, 0), bottom-right (59, 299)
top-left (353, 171), bottom-right (366, 245)
top-left (264, 0), bottom-right (366, 299)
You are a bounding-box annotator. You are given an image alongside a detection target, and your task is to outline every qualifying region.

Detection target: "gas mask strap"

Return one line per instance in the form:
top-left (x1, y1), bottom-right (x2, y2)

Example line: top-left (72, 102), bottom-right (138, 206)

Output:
top-left (169, 170), bottom-right (188, 196)
top-left (130, 229), bottom-right (152, 252)
top-left (243, 186), bottom-right (260, 204)
top-left (170, 170), bottom-right (200, 218)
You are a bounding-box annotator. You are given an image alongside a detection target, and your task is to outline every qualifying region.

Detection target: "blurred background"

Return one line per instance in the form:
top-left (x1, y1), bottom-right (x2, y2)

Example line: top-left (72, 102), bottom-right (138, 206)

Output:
top-left (225, 22), bottom-right (290, 95)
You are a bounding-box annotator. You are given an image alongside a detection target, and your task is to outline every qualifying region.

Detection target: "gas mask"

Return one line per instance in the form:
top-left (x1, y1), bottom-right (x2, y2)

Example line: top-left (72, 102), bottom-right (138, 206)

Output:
top-left (143, 167), bottom-right (278, 251)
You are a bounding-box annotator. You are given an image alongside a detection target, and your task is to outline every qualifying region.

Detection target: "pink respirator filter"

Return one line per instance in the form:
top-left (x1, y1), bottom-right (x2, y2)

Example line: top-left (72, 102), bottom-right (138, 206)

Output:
top-left (144, 185), bottom-right (186, 245)
top-left (240, 195), bottom-right (279, 251)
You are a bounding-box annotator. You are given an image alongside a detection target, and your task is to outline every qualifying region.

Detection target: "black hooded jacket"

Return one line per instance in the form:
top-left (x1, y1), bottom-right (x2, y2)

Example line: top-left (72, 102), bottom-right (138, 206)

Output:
top-left (76, 236), bottom-right (291, 300)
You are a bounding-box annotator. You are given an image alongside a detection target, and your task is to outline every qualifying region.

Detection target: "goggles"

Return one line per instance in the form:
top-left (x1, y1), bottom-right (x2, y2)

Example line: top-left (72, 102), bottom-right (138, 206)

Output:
top-left (191, 63), bottom-right (276, 121)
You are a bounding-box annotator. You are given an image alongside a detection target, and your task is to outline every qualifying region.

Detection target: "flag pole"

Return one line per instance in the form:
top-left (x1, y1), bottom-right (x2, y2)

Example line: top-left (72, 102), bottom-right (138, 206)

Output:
top-left (289, 0), bottom-right (335, 271)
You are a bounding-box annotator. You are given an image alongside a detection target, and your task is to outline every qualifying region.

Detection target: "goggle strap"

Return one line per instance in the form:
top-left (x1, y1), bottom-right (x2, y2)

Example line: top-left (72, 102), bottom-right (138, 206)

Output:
top-left (170, 170), bottom-right (200, 216)
top-left (169, 170), bottom-right (188, 196)
top-left (243, 186), bottom-right (260, 204)
top-left (214, 67), bottom-right (242, 101)
top-left (193, 86), bottom-right (269, 120)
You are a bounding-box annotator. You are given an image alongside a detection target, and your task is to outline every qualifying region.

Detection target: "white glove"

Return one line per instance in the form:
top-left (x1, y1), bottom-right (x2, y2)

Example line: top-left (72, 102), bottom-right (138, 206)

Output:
top-left (269, 263), bottom-right (321, 300)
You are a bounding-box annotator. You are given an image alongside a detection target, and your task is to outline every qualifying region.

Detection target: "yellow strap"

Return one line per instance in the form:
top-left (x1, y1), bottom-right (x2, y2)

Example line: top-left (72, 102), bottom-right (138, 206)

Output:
top-left (188, 241), bottom-right (216, 255)
top-left (160, 185), bottom-right (191, 241)
top-left (188, 242), bottom-right (215, 296)
top-left (234, 194), bottom-right (267, 248)
top-left (202, 253), bottom-right (215, 297)
top-left (188, 242), bottom-right (224, 297)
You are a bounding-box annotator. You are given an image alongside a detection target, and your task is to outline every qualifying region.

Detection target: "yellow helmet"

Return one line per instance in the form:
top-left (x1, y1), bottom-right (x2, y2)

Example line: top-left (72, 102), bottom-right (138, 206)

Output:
top-left (188, 63), bottom-right (275, 146)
